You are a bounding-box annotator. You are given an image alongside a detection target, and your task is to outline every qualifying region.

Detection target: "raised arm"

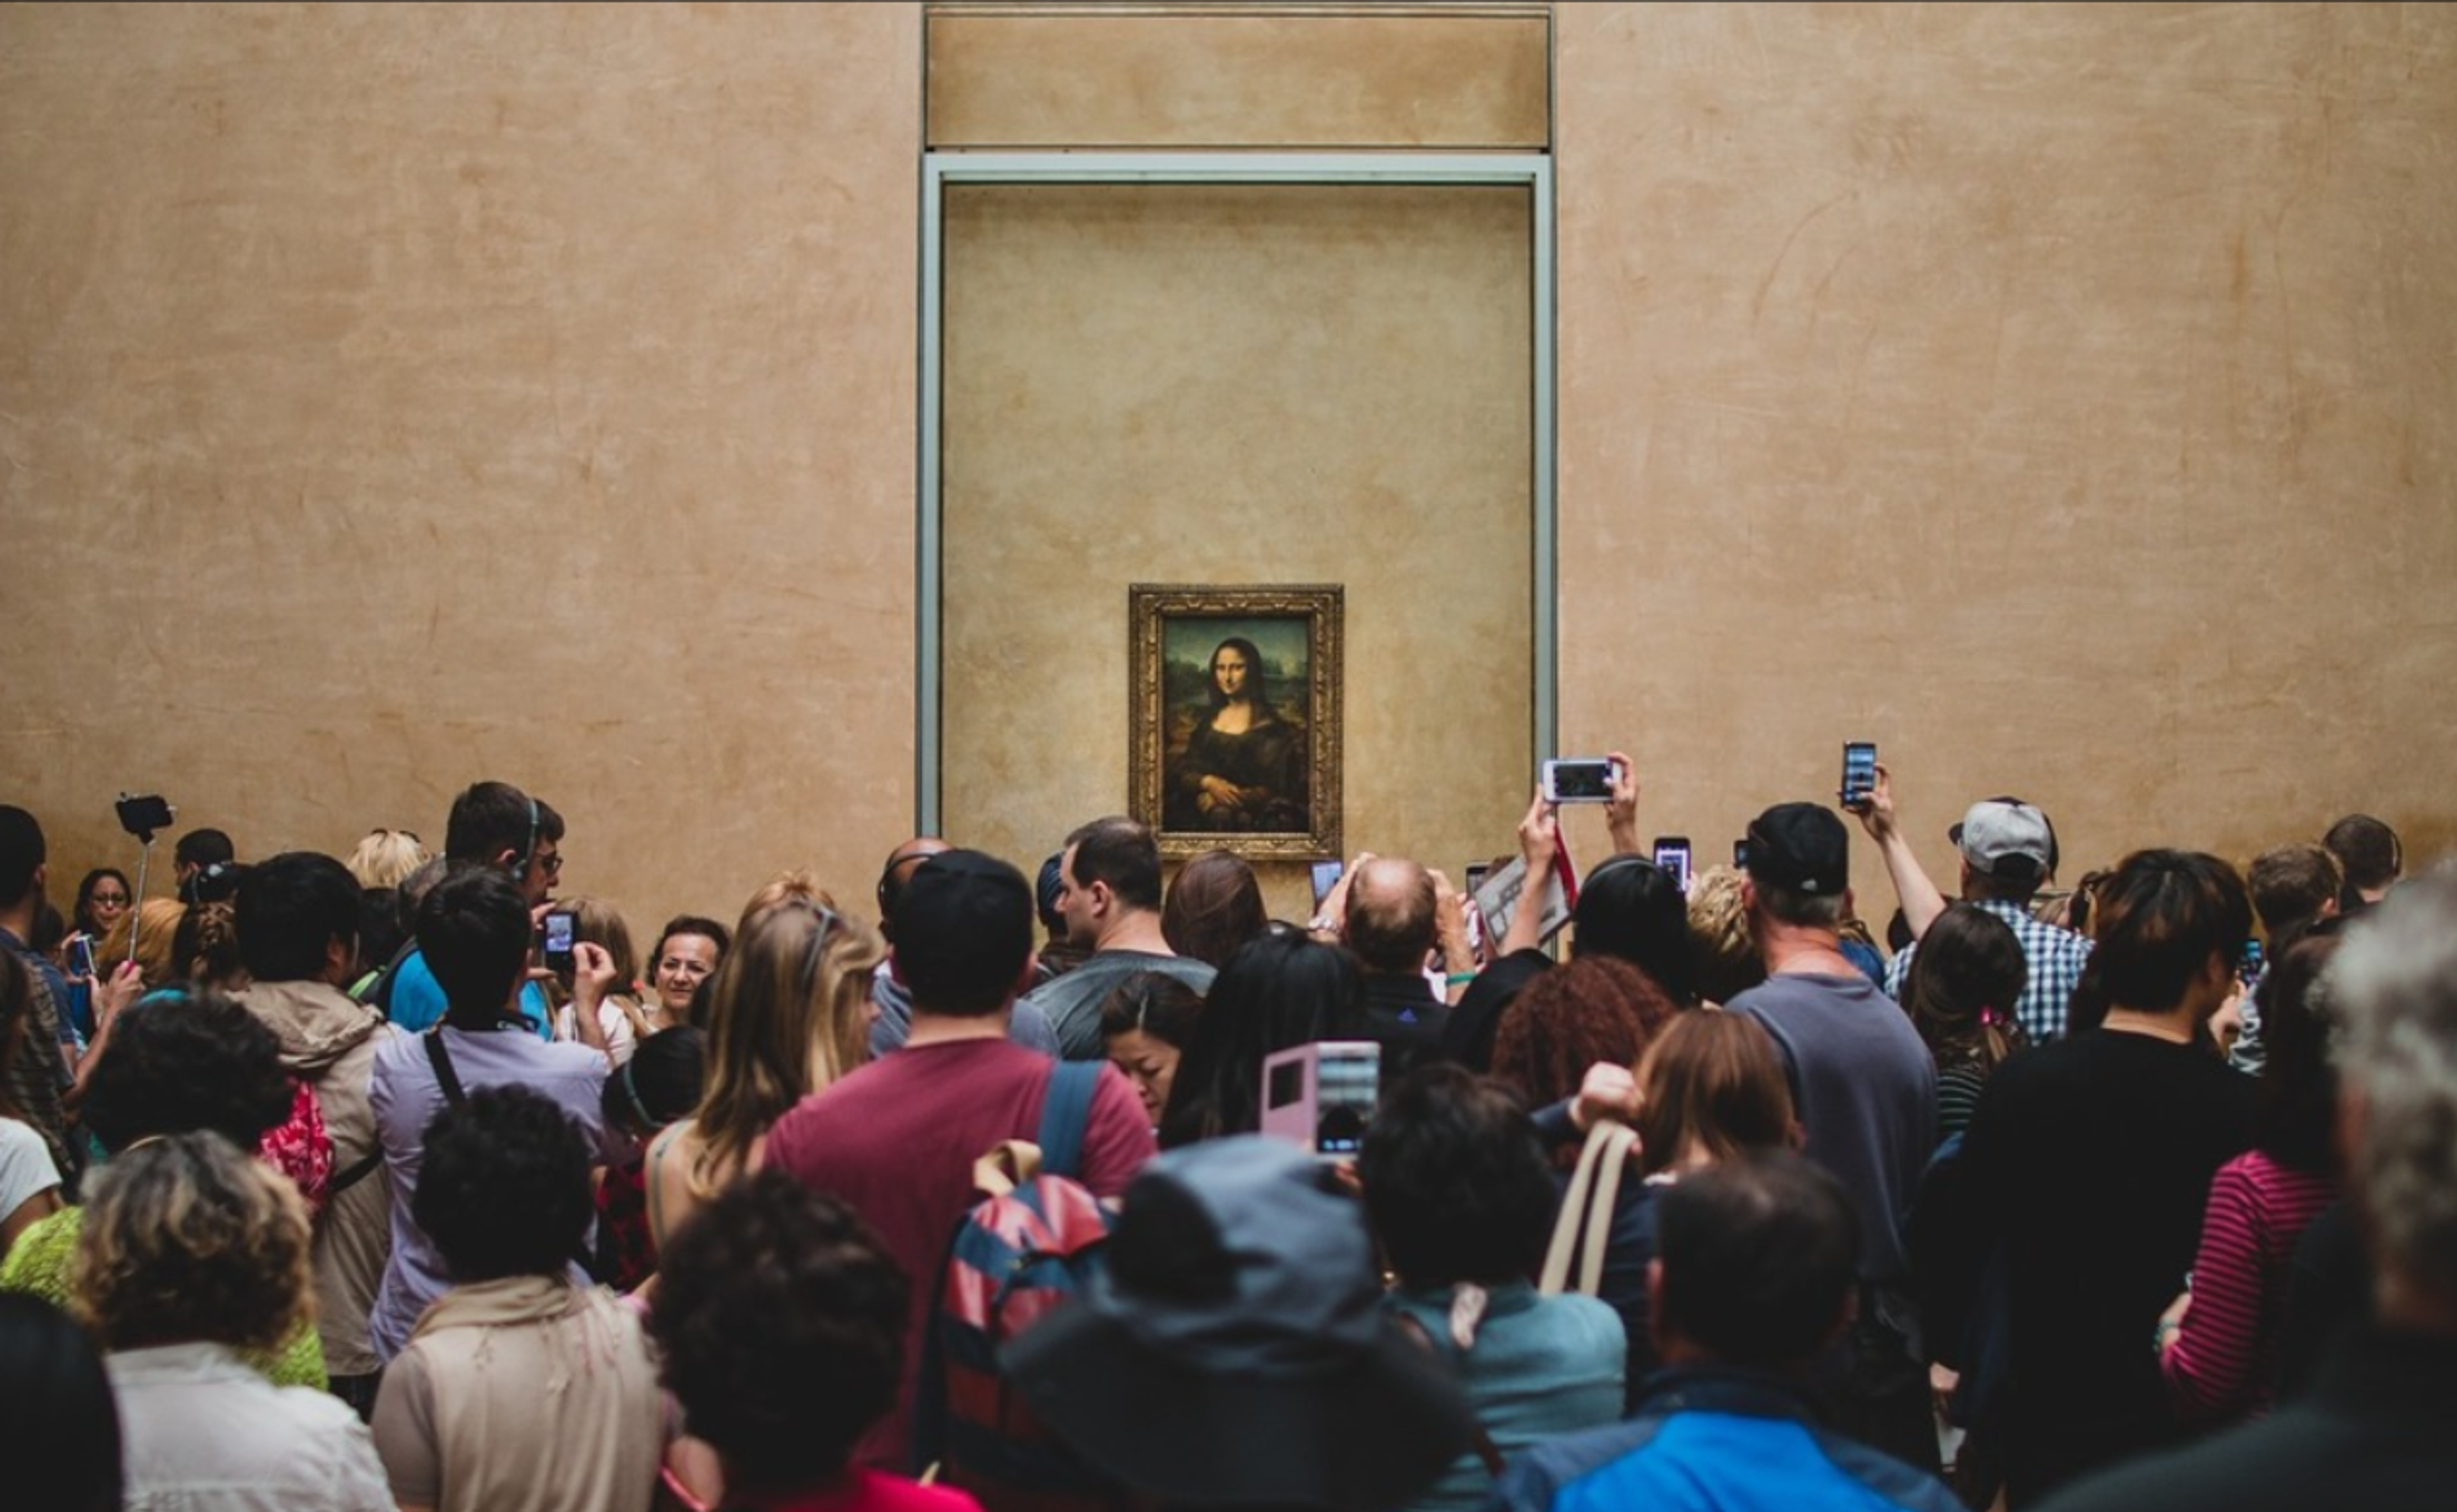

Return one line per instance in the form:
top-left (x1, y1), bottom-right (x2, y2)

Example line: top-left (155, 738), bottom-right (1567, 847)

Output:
top-left (1499, 792), bottom-right (1562, 960)
top-left (1851, 761), bottom-right (1947, 942)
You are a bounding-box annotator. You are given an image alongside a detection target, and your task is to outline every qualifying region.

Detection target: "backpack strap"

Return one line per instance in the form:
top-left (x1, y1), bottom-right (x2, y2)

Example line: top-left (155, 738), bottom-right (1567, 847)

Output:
top-left (356, 934), bottom-right (422, 1012)
top-left (326, 1147), bottom-right (384, 1200)
top-left (424, 1029), bottom-right (468, 1108)
top-left (1035, 1060), bottom-right (1101, 1181)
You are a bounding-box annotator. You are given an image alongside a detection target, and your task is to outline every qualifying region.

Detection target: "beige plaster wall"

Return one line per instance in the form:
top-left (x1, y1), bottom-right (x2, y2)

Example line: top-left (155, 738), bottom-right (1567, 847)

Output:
top-left (938, 184), bottom-right (1534, 918)
top-left (1554, 2), bottom-right (2457, 902)
top-left (0, 3), bottom-right (924, 934)
top-left (4, 3), bottom-right (2451, 949)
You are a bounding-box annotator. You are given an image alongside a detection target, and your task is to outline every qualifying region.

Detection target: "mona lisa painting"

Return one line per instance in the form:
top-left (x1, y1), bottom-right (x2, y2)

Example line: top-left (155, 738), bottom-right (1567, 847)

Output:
top-left (1131, 584), bottom-right (1342, 861)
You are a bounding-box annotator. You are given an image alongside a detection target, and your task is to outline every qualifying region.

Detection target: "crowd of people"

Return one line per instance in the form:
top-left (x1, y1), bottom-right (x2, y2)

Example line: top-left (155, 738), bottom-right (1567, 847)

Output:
top-left (0, 767), bottom-right (2447, 1512)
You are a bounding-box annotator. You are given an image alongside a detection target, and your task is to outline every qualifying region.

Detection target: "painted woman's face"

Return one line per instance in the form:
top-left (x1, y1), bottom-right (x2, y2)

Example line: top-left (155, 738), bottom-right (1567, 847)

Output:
top-left (1211, 646), bottom-right (1250, 699)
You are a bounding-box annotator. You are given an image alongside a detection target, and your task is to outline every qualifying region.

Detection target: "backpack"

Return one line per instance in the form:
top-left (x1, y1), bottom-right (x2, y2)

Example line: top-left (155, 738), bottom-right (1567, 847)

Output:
top-left (914, 1059), bottom-right (1129, 1512)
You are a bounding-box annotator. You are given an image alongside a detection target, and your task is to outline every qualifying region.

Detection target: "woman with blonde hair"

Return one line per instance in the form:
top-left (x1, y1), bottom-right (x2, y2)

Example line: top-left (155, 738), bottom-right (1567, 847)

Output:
top-left (73, 1131), bottom-right (392, 1509)
top-left (98, 897), bottom-right (186, 992)
top-left (343, 829), bottom-right (431, 892)
top-left (644, 895), bottom-right (886, 1259)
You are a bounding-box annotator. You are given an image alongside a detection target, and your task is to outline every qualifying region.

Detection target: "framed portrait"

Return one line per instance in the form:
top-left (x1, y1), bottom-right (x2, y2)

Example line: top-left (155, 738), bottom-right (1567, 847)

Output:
top-left (1130, 584), bottom-right (1342, 861)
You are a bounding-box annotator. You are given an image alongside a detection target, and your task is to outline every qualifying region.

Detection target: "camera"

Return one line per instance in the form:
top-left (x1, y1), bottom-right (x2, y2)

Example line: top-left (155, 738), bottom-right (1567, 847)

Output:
top-left (1541, 757), bottom-right (1619, 805)
top-left (115, 793), bottom-right (175, 843)
top-left (1261, 1040), bottom-right (1381, 1158)
top-left (1840, 742), bottom-right (1878, 811)
top-left (541, 909), bottom-right (578, 976)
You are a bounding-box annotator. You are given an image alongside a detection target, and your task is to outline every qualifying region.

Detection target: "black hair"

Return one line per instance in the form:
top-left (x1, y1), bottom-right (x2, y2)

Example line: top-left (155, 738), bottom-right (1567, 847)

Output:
top-left (235, 852), bottom-right (362, 983)
top-left (78, 989), bottom-right (295, 1154)
top-left (2322, 814), bottom-right (2402, 900)
top-left (174, 828), bottom-right (235, 873)
top-left (414, 1085), bottom-right (594, 1283)
top-left (416, 864), bottom-right (534, 1028)
top-left (1158, 931), bottom-right (1358, 1149)
top-left (0, 1293), bottom-right (124, 1512)
top-left (2092, 850), bottom-right (2254, 1014)
top-left (653, 915), bottom-right (733, 962)
top-left (443, 780), bottom-right (537, 866)
top-left (895, 852), bottom-right (1035, 1018)
top-left (1097, 971), bottom-right (1205, 1051)
top-left (1358, 1064), bottom-right (1557, 1287)
top-left (603, 1026), bottom-right (710, 1138)
top-left (1065, 816), bottom-right (1163, 914)
top-left (1655, 1149), bottom-right (1859, 1369)
top-left (1901, 902), bottom-right (2030, 1076)
top-left (2252, 932), bottom-right (2343, 1175)
top-left (649, 1170), bottom-right (909, 1496)
top-left (0, 952), bottom-right (30, 1117)
top-left (0, 806), bottom-right (45, 909)
top-left (357, 887), bottom-right (411, 980)
top-left (1204, 637), bottom-right (1273, 710)
top-left (1572, 856), bottom-right (1699, 1005)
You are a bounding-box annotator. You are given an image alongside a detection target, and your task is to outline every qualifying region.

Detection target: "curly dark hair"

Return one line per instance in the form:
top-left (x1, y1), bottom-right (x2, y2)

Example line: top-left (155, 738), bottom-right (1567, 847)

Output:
top-left (1490, 955), bottom-right (1678, 1113)
top-left (413, 1086), bottom-right (594, 1283)
top-left (73, 1131), bottom-right (310, 1355)
top-left (647, 1170), bottom-right (909, 1497)
top-left (77, 990), bottom-right (295, 1154)
top-left (1358, 1063), bottom-right (1556, 1286)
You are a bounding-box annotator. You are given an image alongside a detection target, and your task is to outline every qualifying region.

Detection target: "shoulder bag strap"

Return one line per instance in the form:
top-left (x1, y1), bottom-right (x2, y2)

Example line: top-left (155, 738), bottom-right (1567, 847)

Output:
top-left (1539, 1119), bottom-right (1638, 1296)
top-left (1035, 1058), bottom-right (1101, 1181)
top-left (423, 1028), bottom-right (468, 1108)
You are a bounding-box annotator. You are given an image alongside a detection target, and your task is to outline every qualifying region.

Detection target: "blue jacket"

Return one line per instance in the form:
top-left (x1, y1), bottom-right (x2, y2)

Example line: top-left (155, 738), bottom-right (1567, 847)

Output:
top-left (1483, 1367), bottom-right (1962, 1512)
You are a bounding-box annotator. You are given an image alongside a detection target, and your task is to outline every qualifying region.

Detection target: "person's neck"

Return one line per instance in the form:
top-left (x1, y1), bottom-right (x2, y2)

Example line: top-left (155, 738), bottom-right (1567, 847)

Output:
top-left (0, 899), bottom-right (33, 941)
top-left (2377, 1268), bottom-right (2457, 1342)
top-left (2099, 1003), bottom-right (2197, 1044)
top-left (1759, 923), bottom-right (1855, 978)
top-left (1094, 911), bottom-right (1171, 957)
top-left (905, 1007), bottom-right (1012, 1046)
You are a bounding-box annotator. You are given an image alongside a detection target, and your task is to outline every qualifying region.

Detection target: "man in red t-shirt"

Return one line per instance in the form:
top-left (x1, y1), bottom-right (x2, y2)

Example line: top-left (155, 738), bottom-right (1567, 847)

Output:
top-left (765, 848), bottom-right (1157, 1472)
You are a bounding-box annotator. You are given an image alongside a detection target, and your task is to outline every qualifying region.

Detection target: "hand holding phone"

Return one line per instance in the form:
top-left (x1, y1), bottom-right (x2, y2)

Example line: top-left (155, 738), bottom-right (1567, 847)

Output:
top-left (66, 934), bottom-right (97, 982)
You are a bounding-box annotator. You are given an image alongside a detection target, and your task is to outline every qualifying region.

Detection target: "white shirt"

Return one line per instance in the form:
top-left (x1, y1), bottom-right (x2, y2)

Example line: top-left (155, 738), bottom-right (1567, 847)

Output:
top-left (0, 1115), bottom-right (61, 1223)
top-left (109, 1341), bottom-right (394, 1512)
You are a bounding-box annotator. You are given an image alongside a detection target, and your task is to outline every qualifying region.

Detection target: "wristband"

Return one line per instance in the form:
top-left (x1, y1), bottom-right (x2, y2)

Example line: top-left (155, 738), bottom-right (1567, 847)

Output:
top-left (1445, 971), bottom-right (1478, 987)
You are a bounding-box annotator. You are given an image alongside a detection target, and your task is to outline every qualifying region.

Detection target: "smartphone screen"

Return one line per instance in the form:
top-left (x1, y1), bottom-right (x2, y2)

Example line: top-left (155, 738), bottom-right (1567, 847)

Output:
top-left (1313, 1044), bottom-right (1381, 1156)
top-left (1544, 758), bottom-right (1618, 804)
top-left (1841, 742), bottom-right (1878, 808)
top-left (1733, 839), bottom-right (1750, 870)
top-left (1652, 838), bottom-right (1693, 896)
top-left (1310, 859), bottom-right (1344, 907)
top-left (542, 910), bottom-right (576, 970)
top-left (68, 934), bottom-right (96, 980)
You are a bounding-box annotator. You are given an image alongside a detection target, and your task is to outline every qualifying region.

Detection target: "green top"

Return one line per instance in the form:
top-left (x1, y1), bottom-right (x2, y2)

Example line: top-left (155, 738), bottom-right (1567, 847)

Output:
top-left (0, 1205), bottom-right (328, 1389)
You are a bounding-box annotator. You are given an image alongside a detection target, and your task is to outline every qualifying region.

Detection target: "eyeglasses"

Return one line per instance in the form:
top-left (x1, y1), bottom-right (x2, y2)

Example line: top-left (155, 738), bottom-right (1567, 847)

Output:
top-left (536, 852), bottom-right (564, 877)
top-left (90, 893), bottom-right (131, 907)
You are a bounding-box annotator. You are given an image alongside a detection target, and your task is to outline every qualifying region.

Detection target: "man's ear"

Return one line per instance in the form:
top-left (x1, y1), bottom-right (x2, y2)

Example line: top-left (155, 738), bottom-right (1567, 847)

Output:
top-left (324, 934), bottom-right (356, 987)
top-left (1739, 879), bottom-right (1758, 914)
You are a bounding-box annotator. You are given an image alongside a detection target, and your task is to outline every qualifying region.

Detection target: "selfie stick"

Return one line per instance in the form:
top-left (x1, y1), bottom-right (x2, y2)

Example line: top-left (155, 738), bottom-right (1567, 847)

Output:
top-left (117, 794), bottom-right (168, 970)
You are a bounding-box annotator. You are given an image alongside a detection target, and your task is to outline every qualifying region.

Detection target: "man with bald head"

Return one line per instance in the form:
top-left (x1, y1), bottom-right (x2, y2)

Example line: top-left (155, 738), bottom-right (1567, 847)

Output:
top-left (869, 836), bottom-right (1062, 1058)
top-left (1333, 854), bottom-right (1458, 1079)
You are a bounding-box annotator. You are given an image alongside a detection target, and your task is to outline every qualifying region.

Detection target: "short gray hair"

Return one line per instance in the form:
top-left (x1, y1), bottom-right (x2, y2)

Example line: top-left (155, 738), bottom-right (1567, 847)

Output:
top-left (2327, 861), bottom-right (2457, 1296)
top-left (1754, 880), bottom-right (1847, 931)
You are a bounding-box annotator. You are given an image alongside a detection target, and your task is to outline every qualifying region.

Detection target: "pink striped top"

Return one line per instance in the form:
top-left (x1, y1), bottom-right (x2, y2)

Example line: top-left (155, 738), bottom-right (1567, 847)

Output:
top-left (2162, 1148), bottom-right (2341, 1425)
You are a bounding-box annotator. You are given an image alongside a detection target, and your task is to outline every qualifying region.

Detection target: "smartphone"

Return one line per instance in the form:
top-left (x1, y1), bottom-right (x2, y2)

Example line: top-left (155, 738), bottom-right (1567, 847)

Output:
top-left (2238, 937), bottom-right (2265, 990)
top-left (541, 909), bottom-right (578, 975)
top-left (1541, 757), bottom-right (1619, 805)
top-left (1733, 838), bottom-right (1750, 870)
top-left (1652, 837), bottom-right (1694, 896)
top-left (1310, 859), bottom-right (1345, 909)
top-left (1464, 861), bottom-right (1494, 900)
top-left (67, 934), bottom-right (97, 980)
top-left (1261, 1040), bottom-right (1381, 1158)
top-left (1841, 741), bottom-right (1879, 809)
top-left (115, 792), bottom-right (175, 841)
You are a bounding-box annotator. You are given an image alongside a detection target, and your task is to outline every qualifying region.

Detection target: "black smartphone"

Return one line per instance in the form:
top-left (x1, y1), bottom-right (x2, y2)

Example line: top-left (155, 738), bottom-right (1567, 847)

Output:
top-left (541, 909), bottom-right (578, 975)
top-left (1841, 741), bottom-right (1879, 809)
top-left (1652, 837), bottom-right (1693, 895)
top-left (115, 792), bottom-right (175, 841)
top-left (1464, 861), bottom-right (1494, 899)
top-left (1733, 838), bottom-right (1750, 870)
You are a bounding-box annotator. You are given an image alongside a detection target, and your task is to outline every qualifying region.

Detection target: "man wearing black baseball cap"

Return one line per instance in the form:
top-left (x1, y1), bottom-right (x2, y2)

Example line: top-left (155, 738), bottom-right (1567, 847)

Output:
top-left (1727, 802), bottom-right (1939, 1473)
top-left (764, 849), bottom-right (1158, 1472)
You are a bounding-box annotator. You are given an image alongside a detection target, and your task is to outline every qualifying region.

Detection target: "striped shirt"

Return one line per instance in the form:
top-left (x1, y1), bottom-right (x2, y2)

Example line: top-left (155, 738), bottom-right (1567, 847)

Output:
top-left (1885, 897), bottom-right (2093, 1042)
top-left (2163, 1149), bottom-right (2341, 1425)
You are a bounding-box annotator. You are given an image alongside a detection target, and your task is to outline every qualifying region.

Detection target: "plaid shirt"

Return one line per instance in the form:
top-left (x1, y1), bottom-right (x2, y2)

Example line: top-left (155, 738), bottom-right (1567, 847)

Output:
top-left (1884, 896), bottom-right (2093, 1042)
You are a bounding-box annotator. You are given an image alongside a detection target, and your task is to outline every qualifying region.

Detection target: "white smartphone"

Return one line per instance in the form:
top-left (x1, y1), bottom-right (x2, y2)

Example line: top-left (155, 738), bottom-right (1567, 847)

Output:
top-left (1652, 836), bottom-right (1693, 896)
top-left (1541, 757), bottom-right (1619, 805)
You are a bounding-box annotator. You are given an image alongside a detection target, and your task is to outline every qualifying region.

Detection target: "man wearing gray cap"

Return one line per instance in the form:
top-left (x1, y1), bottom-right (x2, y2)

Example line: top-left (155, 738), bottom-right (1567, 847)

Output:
top-left (1872, 783), bottom-right (2093, 1043)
